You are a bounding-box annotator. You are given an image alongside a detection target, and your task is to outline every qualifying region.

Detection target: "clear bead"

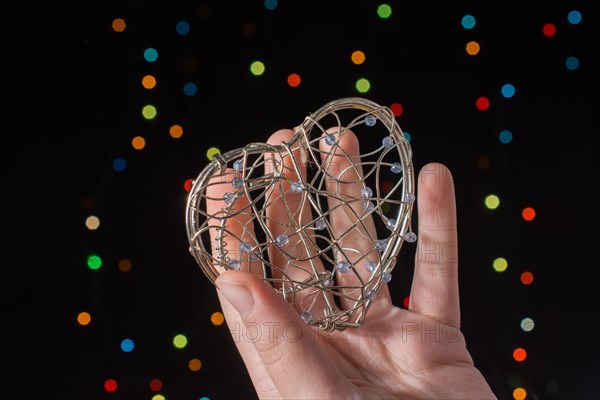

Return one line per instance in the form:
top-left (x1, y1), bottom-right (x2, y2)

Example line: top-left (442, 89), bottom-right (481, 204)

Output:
top-left (233, 159), bottom-right (244, 172)
top-left (382, 136), bottom-right (395, 149)
top-left (403, 193), bottom-right (415, 202)
top-left (362, 199), bottom-right (374, 212)
top-left (322, 278), bottom-right (334, 287)
top-left (227, 260), bottom-right (241, 270)
top-left (365, 289), bottom-right (377, 300)
top-left (387, 218), bottom-right (397, 229)
top-left (365, 261), bottom-right (377, 273)
top-left (314, 218), bottom-right (326, 230)
top-left (291, 181), bottom-right (304, 193)
top-left (382, 271), bottom-right (392, 283)
top-left (361, 186), bottom-right (373, 199)
top-left (365, 115), bottom-right (377, 127)
top-left (336, 261), bottom-right (350, 273)
top-left (391, 162), bottom-right (403, 174)
top-left (404, 232), bottom-right (417, 243)
top-left (223, 192), bottom-right (236, 205)
top-left (240, 241), bottom-right (253, 253)
top-left (232, 177), bottom-right (244, 189)
top-left (375, 239), bottom-right (387, 252)
top-left (325, 134), bottom-right (336, 146)
top-left (300, 311), bottom-right (313, 323)
top-left (275, 234), bottom-right (289, 246)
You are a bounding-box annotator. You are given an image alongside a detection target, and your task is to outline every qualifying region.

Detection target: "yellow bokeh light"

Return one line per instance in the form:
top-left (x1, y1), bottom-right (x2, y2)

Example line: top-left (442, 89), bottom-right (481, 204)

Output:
top-left (132, 136), bottom-right (146, 150)
top-left (355, 78), bottom-right (371, 93)
top-left (112, 18), bottom-right (126, 32)
top-left (142, 75), bottom-right (157, 89)
top-left (211, 311), bottom-right (225, 326)
top-left (77, 311), bottom-right (91, 326)
top-left (142, 105), bottom-right (157, 120)
top-left (152, 395), bottom-right (166, 400)
top-left (85, 215), bottom-right (100, 230)
top-left (250, 60), bottom-right (265, 76)
top-left (513, 387), bottom-right (527, 400)
top-left (118, 258), bottom-right (132, 272)
top-left (493, 257), bottom-right (508, 272)
top-left (466, 41), bottom-right (480, 55)
top-left (173, 334), bottom-right (188, 349)
top-left (484, 194), bottom-right (500, 209)
top-left (206, 147), bottom-right (221, 161)
top-left (351, 50), bottom-right (366, 65)
top-left (189, 358), bottom-right (202, 371)
top-left (169, 124), bottom-right (183, 139)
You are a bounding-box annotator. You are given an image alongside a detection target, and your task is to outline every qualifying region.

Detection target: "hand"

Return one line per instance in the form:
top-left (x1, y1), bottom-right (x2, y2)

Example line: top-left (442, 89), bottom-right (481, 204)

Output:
top-left (206, 129), bottom-right (497, 399)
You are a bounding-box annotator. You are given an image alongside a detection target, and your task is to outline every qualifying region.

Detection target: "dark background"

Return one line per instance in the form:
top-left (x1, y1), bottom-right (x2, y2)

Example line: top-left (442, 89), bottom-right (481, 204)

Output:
top-left (2, 1), bottom-right (599, 399)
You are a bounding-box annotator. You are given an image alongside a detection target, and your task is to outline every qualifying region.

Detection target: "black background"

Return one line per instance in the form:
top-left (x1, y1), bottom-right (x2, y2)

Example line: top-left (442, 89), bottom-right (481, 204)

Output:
top-left (2, 1), bottom-right (599, 399)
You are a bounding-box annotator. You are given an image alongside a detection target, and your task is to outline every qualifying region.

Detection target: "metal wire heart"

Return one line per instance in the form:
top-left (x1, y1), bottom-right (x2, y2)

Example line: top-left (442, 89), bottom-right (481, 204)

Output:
top-left (186, 97), bottom-right (415, 331)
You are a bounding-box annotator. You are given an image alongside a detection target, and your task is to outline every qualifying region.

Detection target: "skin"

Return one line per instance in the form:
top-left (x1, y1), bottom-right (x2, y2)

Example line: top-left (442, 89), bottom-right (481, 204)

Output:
top-left (206, 129), bottom-right (497, 400)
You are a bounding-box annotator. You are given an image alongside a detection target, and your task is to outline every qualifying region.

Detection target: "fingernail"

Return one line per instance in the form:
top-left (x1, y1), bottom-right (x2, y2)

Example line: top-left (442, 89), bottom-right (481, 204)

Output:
top-left (217, 278), bottom-right (255, 317)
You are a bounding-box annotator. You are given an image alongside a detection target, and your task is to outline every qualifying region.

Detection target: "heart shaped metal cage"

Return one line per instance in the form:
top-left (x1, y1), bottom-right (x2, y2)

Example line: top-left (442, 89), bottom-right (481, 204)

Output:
top-left (186, 97), bottom-right (415, 331)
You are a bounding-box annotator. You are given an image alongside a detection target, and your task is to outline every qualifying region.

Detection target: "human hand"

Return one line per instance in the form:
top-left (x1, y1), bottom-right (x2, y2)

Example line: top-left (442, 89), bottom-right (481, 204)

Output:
top-left (206, 128), bottom-right (497, 399)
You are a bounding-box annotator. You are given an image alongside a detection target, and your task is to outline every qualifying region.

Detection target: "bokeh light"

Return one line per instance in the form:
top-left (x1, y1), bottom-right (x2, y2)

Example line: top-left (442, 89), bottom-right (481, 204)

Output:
top-left (104, 379), bottom-right (118, 392)
top-left (522, 207), bottom-right (536, 221)
top-left (176, 21), bottom-right (190, 35)
top-left (169, 124), bottom-right (184, 139)
top-left (77, 311), bottom-right (91, 326)
top-left (351, 50), bottom-right (366, 65)
top-left (461, 14), bottom-right (476, 29)
top-left (142, 75), bottom-right (157, 89)
top-left (466, 41), bottom-right (480, 55)
top-left (513, 347), bottom-right (527, 362)
top-left (476, 96), bottom-right (490, 110)
top-left (565, 56), bottom-right (579, 70)
top-left (121, 338), bottom-right (135, 352)
top-left (520, 271), bottom-right (534, 285)
top-left (390, 103), bottom-right (403, 116)
top-left (144, 47), bottom-right (158, 62)
top-left (184, 178), bottom-right (193, 192)
top-left (377, 4), bottom-right (392, 19)
top-left (152, 395), bottom-right (166, 400)
top-left (520, 317), bottom-right (535, 332)
top-left (113, 158), bottom-right (127, 172)
top-left (499, 129), bottom-right (513, 144)
top-left (142, 105), bottom-right (157, 120)
top-left (112, 18), bottom-right (126, 32)
top-left (189, 358), bottom-right (202, 371)
top-left (118, 258), bottom-right (132, 272)
top-left (250, 60), bottom-right (265, 76)
top-left (477, 155), bottom-right (491, 170)
top-left (287, 73), bottom-right (301, 87)
top-left (484, 194), bottom-right (500, 210)
top-left (211, 311), bottom-right (225, 326)
top-left (87, 254), bottom-right (102, 270)
top-left (173, 334), bottom-right (188, 349)
top-left (542, 23), bottom-right (556, 37)
top-left (493, 257), bottom-right (508, 272)
top-left (355, 78), bottom-right (371, 93)
top-left (567, 10), bottom-right (582, 25)
top-left (85, 215), bottom-right (100, 230)
top-left (150, 378), bottom-right (163, 392)
top-left (501, 83), bottom-right (516, 98)
top-left (513, 387), bottom-right (527, 400)
top-left (184, 82), bottom-right (198, 96)
top-left (264, 0), bottom-right (278, 10)
top-left (132, 136), bottom-right (146, 150)
top-left (403, 296), bottom-right (410, 308)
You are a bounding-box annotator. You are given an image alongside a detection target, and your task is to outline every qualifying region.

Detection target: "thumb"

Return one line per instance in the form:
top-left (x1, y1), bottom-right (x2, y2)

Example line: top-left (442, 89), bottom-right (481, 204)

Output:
top-left (215, 270), bottom-right (345, 399)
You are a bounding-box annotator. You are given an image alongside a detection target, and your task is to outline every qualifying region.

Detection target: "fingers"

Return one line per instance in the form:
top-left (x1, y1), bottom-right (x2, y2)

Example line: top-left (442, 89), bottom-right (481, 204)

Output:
top-left (319, 128), bottom-right (390, 309)
top-left (409, 163), bottom-right (460, 328)
top-left (265, 129), bottom-right (324, 308)
top-left (215, 270), bottom-right (347, 399)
